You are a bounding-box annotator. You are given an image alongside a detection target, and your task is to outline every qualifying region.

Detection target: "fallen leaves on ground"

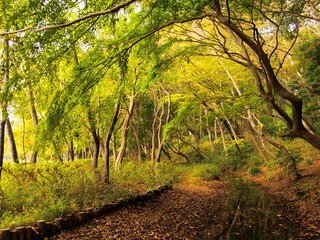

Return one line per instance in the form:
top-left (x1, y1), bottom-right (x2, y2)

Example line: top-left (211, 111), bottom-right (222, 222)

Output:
top-left (53, 177), bottom-right (229, 239)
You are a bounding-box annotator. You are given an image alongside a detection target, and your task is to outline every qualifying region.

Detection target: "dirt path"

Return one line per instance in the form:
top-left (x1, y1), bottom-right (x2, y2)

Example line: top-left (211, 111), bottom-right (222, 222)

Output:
top-left (53, 178), bottom-right (229, 240)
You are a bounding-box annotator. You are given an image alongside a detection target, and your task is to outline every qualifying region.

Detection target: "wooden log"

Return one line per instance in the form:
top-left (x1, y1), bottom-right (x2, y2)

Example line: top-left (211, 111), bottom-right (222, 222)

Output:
top-left (62, 218), bottom-right (68, 230)
top-left (45, 222), bottom-right (53, 237)
top-left (86, 207), bottom-right (94, 219)
top-left (54, 218), bottom-right (63, 229)
top-left (24, 227), bottom-right (32, 240)
top-left (15, 227), bottom-right (25, 240)
top-left (96, 207), bottom-right (105, 216)
top-left (31, 226), bottom-right (40, 240)
top-left (10, 230), bottom-right (18, 240)
top-left (52, 222), bottom-right (61, 235)
top-left (36, 220), bottom-right (46, 236)
top-left (65, 214), bottom-right (74, 229)
top-left (0, 228), bottom-right (10, 240)
top-left (78, 212), bottom-right (87, 224)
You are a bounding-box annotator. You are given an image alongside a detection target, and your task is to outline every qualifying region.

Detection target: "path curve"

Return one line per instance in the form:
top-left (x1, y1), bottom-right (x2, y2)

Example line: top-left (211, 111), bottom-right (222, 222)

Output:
top-left (53, 178), bottom-right (229, 239)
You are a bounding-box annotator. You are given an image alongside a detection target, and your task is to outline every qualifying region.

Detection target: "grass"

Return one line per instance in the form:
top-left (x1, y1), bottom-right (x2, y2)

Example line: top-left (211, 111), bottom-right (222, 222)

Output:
top-left (1, 138), bottom-right (315, 229)
top-left (0, 158), bottom-right (220, 229)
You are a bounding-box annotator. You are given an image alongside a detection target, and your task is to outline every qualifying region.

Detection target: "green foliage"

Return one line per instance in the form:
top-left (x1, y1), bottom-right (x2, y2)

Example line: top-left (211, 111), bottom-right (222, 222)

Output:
top-left (189, 163), bottom-right (220, 181)
top-left (280, 153), bottom-right (304, 178)
top-left (247, 167), bottom-right (261, 176)
top-left (225, 139), bottom-right (254, 170)
top-left (0, 159), bottom-right (182, 229)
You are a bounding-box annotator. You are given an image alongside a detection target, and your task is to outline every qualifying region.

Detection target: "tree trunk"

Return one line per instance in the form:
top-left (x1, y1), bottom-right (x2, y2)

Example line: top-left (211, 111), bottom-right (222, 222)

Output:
top-left (6, 119), bottom-right (19, 163)
top-left (1, 4), bottom-right (9, 175)
top-left (104, 98), bottom-right (121, 184)
top-left (69, 140), bottom-right (75, 161)
top-left (216, 118), bottom-right (227, 151)
top-left (91, 130), bottom-right (100, 168)
top-left (245, 120), bottom-right (268, 162)
top-left (205, 109), bottom-right (214, 151)
top-left (132, 124), bottom-right (142, 162)
top-left (111, 133), bottom-right (117, 160)
top-left (114, 96), bottom-right (135, 171)
top-left (0, 120), bottom-right (6, 179)
top-left (154, 86), bottom-right (171, 163)
top-left (167, 143), bottom-right (190, 163)
top-left (246, 111), bottom-right (301, 179)
top-left (214, 2), bottom-right (320, 149)
top-left (28, 84), bottom-right (39, 164)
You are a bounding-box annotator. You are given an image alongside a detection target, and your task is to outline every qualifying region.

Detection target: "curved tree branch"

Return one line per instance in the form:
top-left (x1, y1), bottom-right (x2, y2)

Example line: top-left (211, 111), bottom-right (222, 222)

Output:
top-left (0, 0), bottom-right (138, 36)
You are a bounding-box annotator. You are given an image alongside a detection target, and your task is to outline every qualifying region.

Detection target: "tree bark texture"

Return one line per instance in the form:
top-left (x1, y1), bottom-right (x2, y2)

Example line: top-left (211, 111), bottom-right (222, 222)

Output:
top-left (6, 119), bottom-right (19, 163)
top-left (28, 84), bottom-right (39, 163)
top-left (104, 98), bottom-right (121, 184)
top-left (0, 120), bottom-right (6, 179)
top-left (114, 96), bottom-right (135, 171)
top-left (213, 0), bottom-right (320, 149)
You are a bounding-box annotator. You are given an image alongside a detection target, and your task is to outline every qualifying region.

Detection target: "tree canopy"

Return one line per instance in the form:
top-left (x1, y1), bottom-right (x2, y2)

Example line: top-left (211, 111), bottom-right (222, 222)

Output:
top-left (0, 0), bottom-right (319, 176)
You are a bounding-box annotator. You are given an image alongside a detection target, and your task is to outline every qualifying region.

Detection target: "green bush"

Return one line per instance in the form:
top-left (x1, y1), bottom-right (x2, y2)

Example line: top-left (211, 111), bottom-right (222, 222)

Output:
top-left (247, 167), bottom-right (261, 176)
top-left (189, 164), bottom-right (220, 181)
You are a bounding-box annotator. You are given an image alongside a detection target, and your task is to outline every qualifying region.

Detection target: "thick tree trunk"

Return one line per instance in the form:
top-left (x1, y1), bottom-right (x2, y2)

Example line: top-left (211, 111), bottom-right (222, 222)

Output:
top-left (6, 119), bottom-right (19, 163)
top-left (214, 1), bottom-right (320, 150)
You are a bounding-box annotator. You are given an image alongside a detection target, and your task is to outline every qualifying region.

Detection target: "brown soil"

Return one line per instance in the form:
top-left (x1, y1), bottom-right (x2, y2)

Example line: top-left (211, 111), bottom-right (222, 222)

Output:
top-left (53, 178), bottom-right (229, 240)
top-left (250, 161), bottom-right (320, 239)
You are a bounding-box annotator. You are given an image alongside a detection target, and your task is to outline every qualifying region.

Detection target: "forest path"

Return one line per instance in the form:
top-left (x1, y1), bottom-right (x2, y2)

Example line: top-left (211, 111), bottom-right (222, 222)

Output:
top-left (53, 178), bottom-right (229, 240)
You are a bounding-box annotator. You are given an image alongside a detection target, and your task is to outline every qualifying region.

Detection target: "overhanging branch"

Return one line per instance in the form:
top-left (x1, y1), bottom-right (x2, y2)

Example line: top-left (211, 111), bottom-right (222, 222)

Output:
top-left (0, 0), bottom-right (138, 36)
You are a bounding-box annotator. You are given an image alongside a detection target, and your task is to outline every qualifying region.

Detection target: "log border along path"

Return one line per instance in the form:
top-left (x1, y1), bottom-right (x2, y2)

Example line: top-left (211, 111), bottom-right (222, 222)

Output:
top-left (53, 178), bottom-right (229, 240)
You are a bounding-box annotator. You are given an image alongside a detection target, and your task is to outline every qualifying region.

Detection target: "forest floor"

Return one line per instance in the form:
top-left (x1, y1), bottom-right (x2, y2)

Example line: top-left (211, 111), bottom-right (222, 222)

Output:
top-left (250, 160), bottom-right (320, 239)
top-left (53, 177), bottom-right (230, 240)
top-left (52, 161), bottom-right (320, 240)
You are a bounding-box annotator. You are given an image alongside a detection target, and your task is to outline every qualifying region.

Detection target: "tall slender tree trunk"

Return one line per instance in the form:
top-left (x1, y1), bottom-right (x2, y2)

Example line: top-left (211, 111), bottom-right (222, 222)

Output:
top-left (111, 133), bottom-right (117, 160)
top-left (114, 96), bottom-right (135, 171)
top-left (6, 119), bottom-right (19, 163)
top-left (104, 98), bottom-right (121, 184)
top-left (0, 120), bottom-right (6, 179)
top-left (132, 101), bottom-right (142, 162)
top-left (69, 140), bottom-right (75, 161)
top-left (154, 86), bottom-right (171, 163)
top-left (28, 84), bottom-right (39, 164)
top-left (132, 124), bottom-right (142, 162)
top-left (245, 121), bottom-right (268, 162)
top-left (91, 130), bottom-right (100, 168)
top-left (21, 104), bottom-right (26, 162)
top-left (216, 118), bottom-right (227, 151)
top-left (1, 2), bottom-right (9, 177)
top-left (205, 109), bottom-right (214, 151)
top-left (88, 108), bottom-right (100, 168)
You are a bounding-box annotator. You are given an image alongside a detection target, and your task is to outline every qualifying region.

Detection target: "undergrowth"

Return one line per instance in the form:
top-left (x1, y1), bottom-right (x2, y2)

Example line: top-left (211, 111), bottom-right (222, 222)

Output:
top-left (0, 159), bottom-right (180, 229)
